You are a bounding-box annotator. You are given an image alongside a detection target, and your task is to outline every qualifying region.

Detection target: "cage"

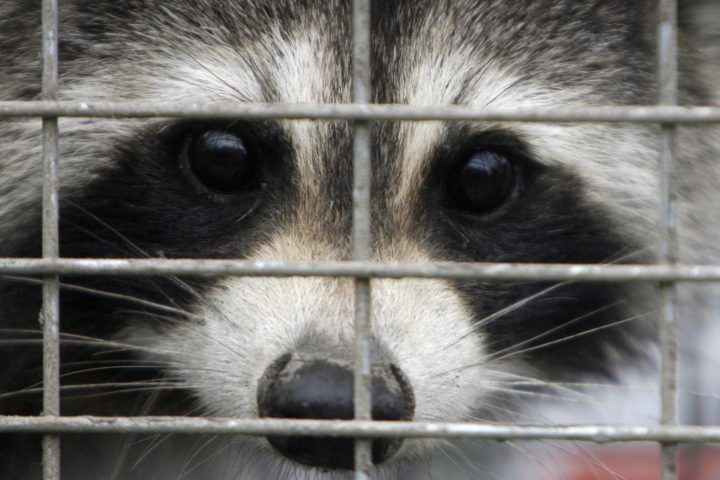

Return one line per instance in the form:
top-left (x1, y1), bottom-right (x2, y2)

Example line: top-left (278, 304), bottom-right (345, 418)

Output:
top-left (0, 0), bottom-right (719, 479)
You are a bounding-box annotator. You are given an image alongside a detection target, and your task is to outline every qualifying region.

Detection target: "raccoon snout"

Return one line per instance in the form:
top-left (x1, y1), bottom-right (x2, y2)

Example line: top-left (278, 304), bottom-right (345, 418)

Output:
top-left (257, 353), bottom-right (414, 470)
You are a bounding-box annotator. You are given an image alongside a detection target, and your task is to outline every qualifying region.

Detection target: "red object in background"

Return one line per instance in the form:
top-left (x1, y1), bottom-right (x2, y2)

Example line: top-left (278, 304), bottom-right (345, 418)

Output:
top-left (680, 448), bottom-right (720, 480)
top-left (561, 445), bottom-right (720, 480)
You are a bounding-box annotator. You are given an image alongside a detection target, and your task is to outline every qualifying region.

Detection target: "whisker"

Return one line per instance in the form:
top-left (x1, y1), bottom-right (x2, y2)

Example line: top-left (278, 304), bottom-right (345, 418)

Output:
top-left (490, 310), bottom-right (655, 363)
top-left (178, 435), bottom-right (222, 479)
top-left (505, 440), bottom-right (567, 480)
top-left (486, 302), bottom-right (621, 361)
top-left (0, 380), bottom-right (184, 400)
top-left (443, 244), bottom-right (654, 352)
top-left (117, 309), bottom-right (248, 363)
top-left (433, 309), bottom-right (654, 380)
top-left (0, 274), bottom-right (203, 321)
top-left (444, 281), bottom-right (569, 350)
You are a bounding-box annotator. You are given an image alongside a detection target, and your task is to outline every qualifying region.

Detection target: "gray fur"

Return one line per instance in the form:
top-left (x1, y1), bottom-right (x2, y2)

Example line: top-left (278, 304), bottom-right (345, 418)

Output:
top-left (0, 1), bottom-right (719, 479)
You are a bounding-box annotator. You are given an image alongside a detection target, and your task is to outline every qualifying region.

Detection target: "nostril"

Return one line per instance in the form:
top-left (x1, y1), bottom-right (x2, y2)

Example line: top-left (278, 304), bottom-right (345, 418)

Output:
top-left (258, 358), bottom-right (354, 421)
top-left (257, 354), bottom-right (415, 470)
top-left (378, 362), bottom-right (415, 421)
top-left (369, 363), bottom-right (414, 466)
top-left (265, 352), bottom-right (292, 380)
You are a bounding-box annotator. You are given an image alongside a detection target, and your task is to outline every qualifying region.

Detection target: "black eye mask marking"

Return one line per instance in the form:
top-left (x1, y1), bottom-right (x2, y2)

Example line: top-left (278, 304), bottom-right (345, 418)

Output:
top-left (417, 128), bottom-right (651, 378)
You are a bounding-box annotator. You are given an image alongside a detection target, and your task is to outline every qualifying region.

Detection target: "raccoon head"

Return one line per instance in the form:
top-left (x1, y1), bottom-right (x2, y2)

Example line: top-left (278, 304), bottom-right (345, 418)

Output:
top-left (3, 0), bottom-right (715, 476)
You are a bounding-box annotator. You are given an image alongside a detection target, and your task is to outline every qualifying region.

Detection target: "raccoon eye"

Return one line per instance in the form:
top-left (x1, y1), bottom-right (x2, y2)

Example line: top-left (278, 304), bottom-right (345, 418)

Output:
top-left (182, 130), bottom-right (257, 193)
top-left (448, 150), bottom-right (515, 214)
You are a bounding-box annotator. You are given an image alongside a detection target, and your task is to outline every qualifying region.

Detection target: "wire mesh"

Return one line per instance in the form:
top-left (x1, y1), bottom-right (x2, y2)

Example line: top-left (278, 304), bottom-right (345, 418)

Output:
top-left (0, 1), bottom-right (712, 479)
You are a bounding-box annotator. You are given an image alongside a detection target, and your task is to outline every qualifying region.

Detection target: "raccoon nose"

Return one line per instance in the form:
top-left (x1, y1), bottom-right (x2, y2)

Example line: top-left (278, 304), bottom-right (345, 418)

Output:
top-left (257, 353), bottom-right (414, 470)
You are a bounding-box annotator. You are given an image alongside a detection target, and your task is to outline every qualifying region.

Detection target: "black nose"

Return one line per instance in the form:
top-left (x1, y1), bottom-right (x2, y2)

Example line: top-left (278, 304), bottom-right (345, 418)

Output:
top-left (257, 353), bottom-right (414, 470)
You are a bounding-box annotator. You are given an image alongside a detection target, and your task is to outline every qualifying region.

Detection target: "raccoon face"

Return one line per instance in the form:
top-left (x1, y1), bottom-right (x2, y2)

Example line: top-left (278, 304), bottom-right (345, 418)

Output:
top-left (1, 0), bottom-right (693, 476)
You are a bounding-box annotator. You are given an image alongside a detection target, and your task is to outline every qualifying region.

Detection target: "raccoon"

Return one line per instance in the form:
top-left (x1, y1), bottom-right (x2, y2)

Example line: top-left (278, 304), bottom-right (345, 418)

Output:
top-left (0, 0), bottom-right (718, 479)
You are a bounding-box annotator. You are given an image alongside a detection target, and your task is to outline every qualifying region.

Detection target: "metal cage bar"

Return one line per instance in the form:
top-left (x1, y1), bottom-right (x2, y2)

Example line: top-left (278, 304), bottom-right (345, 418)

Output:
top-left (40, 0), bottom-right (61, 479)
top-left (4, 258), bottom-right (720, 281)
top-left (3, 416), bottom-right (720, 443)
top-left (2, 101), bottom-right (720, 123)
top-left (351, 0), bottom-right (373, 477)
top-left (658, 0), bottom-right (680, 479)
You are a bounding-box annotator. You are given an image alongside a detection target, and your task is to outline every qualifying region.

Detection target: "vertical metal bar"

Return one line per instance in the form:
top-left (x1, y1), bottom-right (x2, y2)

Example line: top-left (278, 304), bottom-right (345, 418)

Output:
top-left (351, 0), bottom-right (373, 478)
top-left (40, 0), bottom-right (61, 478)
top-left (658, 0), bottom-right (679, 479)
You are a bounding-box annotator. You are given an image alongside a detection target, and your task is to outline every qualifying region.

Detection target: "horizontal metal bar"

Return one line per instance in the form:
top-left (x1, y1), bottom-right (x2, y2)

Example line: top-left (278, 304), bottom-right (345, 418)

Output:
top-left (1, 416), bottom-right (720, 443)
top-left (2, 258), bottom-right (720, 282)
top-left (1, 101), bottom-right (720, 123)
